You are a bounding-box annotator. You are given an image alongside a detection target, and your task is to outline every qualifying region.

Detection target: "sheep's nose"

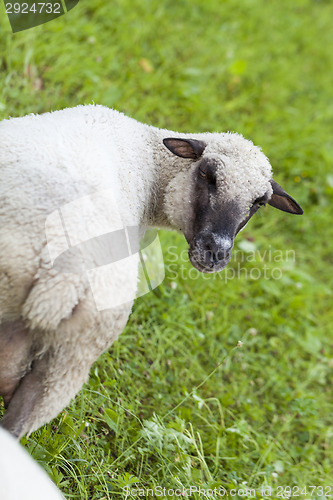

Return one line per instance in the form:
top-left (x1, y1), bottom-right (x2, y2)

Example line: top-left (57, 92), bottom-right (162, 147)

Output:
top-left (205, 235), bottom-right (233, 267)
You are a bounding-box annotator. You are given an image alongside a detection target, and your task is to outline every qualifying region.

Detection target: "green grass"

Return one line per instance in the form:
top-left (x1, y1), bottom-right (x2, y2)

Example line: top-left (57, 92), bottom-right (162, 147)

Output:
top-left (1, 0), bottom-right (333, 498)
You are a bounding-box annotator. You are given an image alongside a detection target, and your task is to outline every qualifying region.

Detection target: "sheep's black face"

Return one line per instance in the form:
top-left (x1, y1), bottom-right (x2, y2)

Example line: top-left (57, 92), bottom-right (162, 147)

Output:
top-left (187, 173), bottom-right (271, 272)
top-left (163, 137), bottom-right (303, 274)
top-left (186, 157), bottom-right (233, 272)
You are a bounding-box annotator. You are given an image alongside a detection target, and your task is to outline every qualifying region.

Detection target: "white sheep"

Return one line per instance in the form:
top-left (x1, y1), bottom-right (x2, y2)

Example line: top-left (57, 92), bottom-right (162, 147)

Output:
top-left (0, 427), bottom-right (65, 500)
top-left (0, 105), bottom-right (303, 438)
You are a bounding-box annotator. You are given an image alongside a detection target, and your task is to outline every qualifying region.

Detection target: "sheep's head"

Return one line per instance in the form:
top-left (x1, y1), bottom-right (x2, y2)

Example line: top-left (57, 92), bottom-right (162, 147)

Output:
top-left (163, 135), bottom-right (303, 274)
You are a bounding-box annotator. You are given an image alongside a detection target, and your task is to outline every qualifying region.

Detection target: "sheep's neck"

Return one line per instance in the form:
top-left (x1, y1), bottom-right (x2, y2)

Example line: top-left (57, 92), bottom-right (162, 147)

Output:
top-left (139, 128), bottom-right (187, 231)
top-left (105, 112), bottom-right (186, 232)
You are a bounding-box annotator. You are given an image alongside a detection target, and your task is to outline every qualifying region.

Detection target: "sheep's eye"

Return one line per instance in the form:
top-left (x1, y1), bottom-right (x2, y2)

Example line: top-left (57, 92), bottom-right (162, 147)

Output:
top-left (199, 169), bottom-right (217, 187)
top-left (199, 168), bottom-right (207, 179)
top-left (198, 161), bottom-right (217, 187)
top-left (254, 195), bottom-right (267, 207)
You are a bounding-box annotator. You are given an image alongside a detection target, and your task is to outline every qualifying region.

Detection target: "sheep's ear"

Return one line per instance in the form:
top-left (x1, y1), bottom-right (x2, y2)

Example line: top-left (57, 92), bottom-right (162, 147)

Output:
top-left (163, 138), bottom-right (206, 159)
top-left (268, 179), bottom-right (303, 215)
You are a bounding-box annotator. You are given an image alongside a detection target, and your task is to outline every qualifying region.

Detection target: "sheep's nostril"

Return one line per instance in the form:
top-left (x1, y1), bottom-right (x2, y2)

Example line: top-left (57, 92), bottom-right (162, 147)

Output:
top-left (218, 246), bottom-right (232, 260)
top-left (206, 238), bottom-right (233, 265)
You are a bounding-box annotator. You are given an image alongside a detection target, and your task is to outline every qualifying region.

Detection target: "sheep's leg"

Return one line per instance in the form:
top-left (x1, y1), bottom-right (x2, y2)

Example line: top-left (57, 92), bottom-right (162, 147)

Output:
top-left (0, 303), bottom-right (130, 439)
top-left (0, 320), bottom-right (33, 408)
top-left (0, 343), bottom-right (93, 439)
top-left (1, 272), bottom-right (132, 439)
top-left (0, 359), bottom-right (44, 438)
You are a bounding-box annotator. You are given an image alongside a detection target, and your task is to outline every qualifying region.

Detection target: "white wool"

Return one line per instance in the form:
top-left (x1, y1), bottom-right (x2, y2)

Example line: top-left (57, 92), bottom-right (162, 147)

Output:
top-left (0, 105), bottom-right (273, 437)
top-left (0, 428), bottom-right (65, 500)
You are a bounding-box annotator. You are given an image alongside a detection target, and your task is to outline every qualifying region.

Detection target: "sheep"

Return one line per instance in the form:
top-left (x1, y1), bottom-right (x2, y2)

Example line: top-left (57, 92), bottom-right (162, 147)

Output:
top-left (0, 105), bottom-right (303, 438)
top-left (0, 427), bottom-right (65, 500)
